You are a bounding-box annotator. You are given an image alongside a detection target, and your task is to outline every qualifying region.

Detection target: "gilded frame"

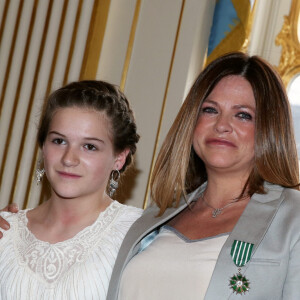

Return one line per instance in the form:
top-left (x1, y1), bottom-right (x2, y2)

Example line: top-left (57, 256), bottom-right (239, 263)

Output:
top-left (276, 0), bottom-right (300, 87)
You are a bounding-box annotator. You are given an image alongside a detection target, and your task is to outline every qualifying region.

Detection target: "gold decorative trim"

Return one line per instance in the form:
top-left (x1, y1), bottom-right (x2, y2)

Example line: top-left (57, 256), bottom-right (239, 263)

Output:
top-left (120, 0), bottom-right (141, 91)
top-left (143, 0), bottom-right (186, 209)
top-left (0, 0), bottom-right (10, 47)
top-left (21, 0), bottom-right (55, 208)
top-left (0, 0), bottom-right (24, 116)
top-left (46, 0), bottom-right (69, 96)
top-left (63, 0), bottom-right (83, 84)
top-left (9, 0), bottom-right (40, 206)
top-left (80, 0), bottom-right (111, 80)
top-left (0, 0), bottom-right (28, 191)
top-left (240, 0), bottom-right (257, 52)
top-left (15, 0), bottom-right (61, 208)
top-left (275, 0), bottom-right (300, 87)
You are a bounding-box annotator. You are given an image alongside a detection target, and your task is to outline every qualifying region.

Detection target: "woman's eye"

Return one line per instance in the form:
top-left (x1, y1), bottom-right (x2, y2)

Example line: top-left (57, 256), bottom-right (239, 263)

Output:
top-left (236, 112), bottom-right (253, 121)
top-left (84, 144), bottom-right (97, 151)
top-left (52, 138), bottom-right (66, 145)
top-left (202, 107), bottom-right (218, 114)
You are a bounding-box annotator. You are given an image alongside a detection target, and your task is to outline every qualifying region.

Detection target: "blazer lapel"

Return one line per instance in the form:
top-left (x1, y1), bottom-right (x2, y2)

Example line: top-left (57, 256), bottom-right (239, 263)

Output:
top-left (120, 184), bottom-right (205, 263)
top-left (108, 186), bottom-right (204, 300)
top-left (205, 183), bottom-right (285, 299)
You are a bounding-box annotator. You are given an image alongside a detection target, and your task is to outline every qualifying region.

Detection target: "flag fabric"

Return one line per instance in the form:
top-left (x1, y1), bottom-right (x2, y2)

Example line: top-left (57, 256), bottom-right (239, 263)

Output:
top-left (206, 0), bottom-right (255, 65)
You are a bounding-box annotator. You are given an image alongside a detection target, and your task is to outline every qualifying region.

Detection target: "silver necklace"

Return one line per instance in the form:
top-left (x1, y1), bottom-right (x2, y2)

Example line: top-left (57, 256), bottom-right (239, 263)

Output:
top-left (201, 193), bottom-right (248, 218)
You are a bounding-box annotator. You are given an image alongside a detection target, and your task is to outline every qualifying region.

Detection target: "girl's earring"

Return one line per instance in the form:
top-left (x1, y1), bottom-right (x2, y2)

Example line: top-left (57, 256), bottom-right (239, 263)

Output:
top-left (108, 169), bottom-right (120, 197)
top-left (36, 161), bottom-right (45, 185)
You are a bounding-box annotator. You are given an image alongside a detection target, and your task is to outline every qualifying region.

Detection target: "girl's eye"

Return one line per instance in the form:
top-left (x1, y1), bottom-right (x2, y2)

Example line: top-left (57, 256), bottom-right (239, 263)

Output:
top-left (84, 144), bottom-right (97, 151)
top-left (52, 138), bottom-right (66, 145)
top-left (236, 112), bottom-right (253, 121)
top-left (202, 106), bottom-right (218, 114)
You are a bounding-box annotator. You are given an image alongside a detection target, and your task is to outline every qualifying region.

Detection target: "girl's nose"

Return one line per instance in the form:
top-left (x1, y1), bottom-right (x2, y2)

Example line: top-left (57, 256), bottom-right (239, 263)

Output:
top-left (61, 147), bottom-right (80, 167)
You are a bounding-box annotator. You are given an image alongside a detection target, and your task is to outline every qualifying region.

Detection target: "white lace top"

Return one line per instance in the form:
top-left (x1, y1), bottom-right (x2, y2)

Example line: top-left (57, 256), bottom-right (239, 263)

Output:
top-left (0, 201), bottom-right (142, 300)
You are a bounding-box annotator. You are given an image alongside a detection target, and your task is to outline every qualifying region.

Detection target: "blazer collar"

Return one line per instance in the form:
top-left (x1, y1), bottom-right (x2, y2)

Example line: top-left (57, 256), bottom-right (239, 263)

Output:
top-left (204, 183), bottom-right (285, 299)
top-left (130, 182), bottom-right (206, 253)
top-left (107, 185), bottom-right (205, 300)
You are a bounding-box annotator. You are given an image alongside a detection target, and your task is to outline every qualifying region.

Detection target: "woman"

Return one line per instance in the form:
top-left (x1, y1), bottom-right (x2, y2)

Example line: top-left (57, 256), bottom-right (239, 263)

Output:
top-left (107, 52), bottom-right (300, 299)
top-left (0, 80), bottom-right (142, 299)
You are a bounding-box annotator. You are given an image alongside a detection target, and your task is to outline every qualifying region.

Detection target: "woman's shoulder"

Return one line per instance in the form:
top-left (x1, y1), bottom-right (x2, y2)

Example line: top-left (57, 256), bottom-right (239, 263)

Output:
top-left (281, 186), bottom-right (300, 196)
top-left (263, 183), bottom-right (300, 203)
top-left (265, 186), bottom-right (300, 231)
top-left (280, 186), bottom-right (300, 209)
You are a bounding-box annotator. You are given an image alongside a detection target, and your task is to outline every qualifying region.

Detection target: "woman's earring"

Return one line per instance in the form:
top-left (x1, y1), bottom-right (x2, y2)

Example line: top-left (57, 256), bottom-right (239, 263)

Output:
top-left (36, 161), bottom-right (45, 184)
top-left (109, 169), bottom-right (120, 197)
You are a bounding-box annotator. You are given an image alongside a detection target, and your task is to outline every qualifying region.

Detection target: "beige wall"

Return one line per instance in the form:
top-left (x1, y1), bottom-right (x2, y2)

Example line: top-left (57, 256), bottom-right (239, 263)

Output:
top-left (97, 0), bottom-right (215, 208)
top-left (0, 0), bottom-right (98, 208)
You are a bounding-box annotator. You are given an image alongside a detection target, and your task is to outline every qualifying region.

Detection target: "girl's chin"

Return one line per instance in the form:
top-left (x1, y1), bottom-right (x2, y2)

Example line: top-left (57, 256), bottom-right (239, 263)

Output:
top-left (52, 188), bottom-right (82, 200)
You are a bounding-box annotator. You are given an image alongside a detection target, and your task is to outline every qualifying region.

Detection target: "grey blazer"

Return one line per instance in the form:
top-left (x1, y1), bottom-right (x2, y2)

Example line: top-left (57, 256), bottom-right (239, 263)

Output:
top-left (107, 183), bottom-right (300, 299)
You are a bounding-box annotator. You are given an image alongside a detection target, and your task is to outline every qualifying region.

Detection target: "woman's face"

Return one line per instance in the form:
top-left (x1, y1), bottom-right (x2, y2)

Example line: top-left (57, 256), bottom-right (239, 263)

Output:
top-left (193, 75), bottom-right (256, 177)
top-left (42, 107), bottom-right (127, 200)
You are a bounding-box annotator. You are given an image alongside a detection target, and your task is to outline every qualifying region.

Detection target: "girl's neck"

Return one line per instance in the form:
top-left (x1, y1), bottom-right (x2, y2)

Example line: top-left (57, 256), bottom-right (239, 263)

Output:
top-left (44, 192), bottom-right (111, 221)
top-left (26, 193), bottom-right (113, 243)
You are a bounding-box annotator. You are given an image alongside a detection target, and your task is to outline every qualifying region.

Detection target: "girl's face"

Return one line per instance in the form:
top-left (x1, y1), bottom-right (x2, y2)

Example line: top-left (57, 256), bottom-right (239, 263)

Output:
top-left (193, 76), bottom-right (256, 177)
top-left (42, 107), bottom-right (128, 201)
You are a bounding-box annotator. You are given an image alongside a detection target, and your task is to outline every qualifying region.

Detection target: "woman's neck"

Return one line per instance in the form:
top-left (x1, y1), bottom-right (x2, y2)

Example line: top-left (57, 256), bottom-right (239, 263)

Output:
top-left (204, 172), bottom-right (249, 208)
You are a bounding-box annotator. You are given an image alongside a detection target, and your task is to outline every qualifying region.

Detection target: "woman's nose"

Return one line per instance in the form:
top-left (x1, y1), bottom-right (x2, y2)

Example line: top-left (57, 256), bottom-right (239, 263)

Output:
top-left (214, 114), bottom-right (233, 133)
top-left (61, 147), bottom-right (80, 167)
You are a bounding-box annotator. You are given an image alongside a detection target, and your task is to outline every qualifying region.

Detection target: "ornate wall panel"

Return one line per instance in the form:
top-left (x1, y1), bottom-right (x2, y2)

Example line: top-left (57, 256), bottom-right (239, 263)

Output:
top-left (0, 0), bottom-right (109, 208)
top-left (276, 0), bottom-right (300, 86)
top-left (0, 0), bottom-right (215, 209)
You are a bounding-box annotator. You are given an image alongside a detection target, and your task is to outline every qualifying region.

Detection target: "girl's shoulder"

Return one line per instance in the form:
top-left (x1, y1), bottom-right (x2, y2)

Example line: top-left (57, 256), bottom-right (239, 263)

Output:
top-left (111, 201), bottom-right (143, 223)
top-left (0, 209), bottom-right (28, 224)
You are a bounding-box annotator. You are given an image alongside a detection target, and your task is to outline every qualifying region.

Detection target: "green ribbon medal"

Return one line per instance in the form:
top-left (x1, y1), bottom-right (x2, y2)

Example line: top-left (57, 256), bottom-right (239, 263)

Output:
top-left (229, 240), bottom-right (254, 295)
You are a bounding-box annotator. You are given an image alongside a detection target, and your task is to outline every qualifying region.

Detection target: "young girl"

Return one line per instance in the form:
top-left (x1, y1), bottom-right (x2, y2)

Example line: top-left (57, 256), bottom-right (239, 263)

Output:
top-left (0, 81), bottom-right (142, 299)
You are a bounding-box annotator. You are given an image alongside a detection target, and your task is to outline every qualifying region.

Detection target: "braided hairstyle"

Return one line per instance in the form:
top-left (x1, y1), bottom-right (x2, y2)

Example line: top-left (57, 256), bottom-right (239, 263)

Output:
top-left (38, 80), bottom-right (139, 173)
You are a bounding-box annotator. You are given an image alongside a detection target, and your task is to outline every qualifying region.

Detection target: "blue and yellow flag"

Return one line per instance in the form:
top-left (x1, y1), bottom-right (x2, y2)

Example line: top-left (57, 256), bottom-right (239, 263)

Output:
top-left (206, 0), bottom-right (255, 65)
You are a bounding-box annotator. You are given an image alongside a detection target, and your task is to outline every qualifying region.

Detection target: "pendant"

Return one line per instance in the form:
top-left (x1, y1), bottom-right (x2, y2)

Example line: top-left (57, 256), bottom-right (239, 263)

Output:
top-left (212, 208), bottom-right (222, 218)
top-left (229, 270), bottom-right (250, 295)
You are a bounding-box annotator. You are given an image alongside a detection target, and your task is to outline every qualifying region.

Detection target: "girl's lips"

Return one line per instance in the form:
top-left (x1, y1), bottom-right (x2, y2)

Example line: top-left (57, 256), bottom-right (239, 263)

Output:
top-left (206, 138), bottom-right (236, 147)
top-left (57, 171), bottom-right (81, 179)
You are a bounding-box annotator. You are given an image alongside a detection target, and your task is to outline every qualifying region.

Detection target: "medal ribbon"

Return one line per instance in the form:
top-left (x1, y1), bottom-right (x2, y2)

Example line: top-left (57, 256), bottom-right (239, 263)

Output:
top-left (230, 240), bottom-right (254, 267)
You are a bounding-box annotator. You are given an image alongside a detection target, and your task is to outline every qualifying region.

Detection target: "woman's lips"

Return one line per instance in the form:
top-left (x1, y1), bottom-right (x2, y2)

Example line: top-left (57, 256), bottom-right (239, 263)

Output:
top-left (57, 171), bottom-right (81, 179)
top-left (206, 138), bottom-right (236, 147)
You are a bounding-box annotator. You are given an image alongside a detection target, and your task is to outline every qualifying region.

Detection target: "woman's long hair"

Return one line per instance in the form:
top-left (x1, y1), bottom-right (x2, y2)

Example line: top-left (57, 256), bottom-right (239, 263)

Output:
top-left (151, 52), bottom-right (299, 216)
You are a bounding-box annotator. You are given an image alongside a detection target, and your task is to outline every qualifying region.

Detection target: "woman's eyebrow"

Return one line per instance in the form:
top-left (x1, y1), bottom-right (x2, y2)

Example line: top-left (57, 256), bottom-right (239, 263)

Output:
top-left (232, 104), bottom-right (255, 112)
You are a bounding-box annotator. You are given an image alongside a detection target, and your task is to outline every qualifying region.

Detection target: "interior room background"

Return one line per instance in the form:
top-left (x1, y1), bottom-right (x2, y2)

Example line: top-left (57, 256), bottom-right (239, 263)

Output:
top-left (0, 0), bottom-right (299, 209)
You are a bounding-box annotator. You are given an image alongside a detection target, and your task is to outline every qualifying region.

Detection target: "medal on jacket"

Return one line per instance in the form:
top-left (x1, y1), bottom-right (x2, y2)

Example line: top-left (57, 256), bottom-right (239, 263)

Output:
top-left (229, 240), bottom-right (254, 295)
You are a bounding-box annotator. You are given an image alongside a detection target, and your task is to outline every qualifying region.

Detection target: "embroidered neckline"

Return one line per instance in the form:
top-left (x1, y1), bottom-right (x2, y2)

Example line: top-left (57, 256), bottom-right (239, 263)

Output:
top-left (21, 200), bottom-right (116, 245)
top-left (13, 201), bottom-right (122, 285)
